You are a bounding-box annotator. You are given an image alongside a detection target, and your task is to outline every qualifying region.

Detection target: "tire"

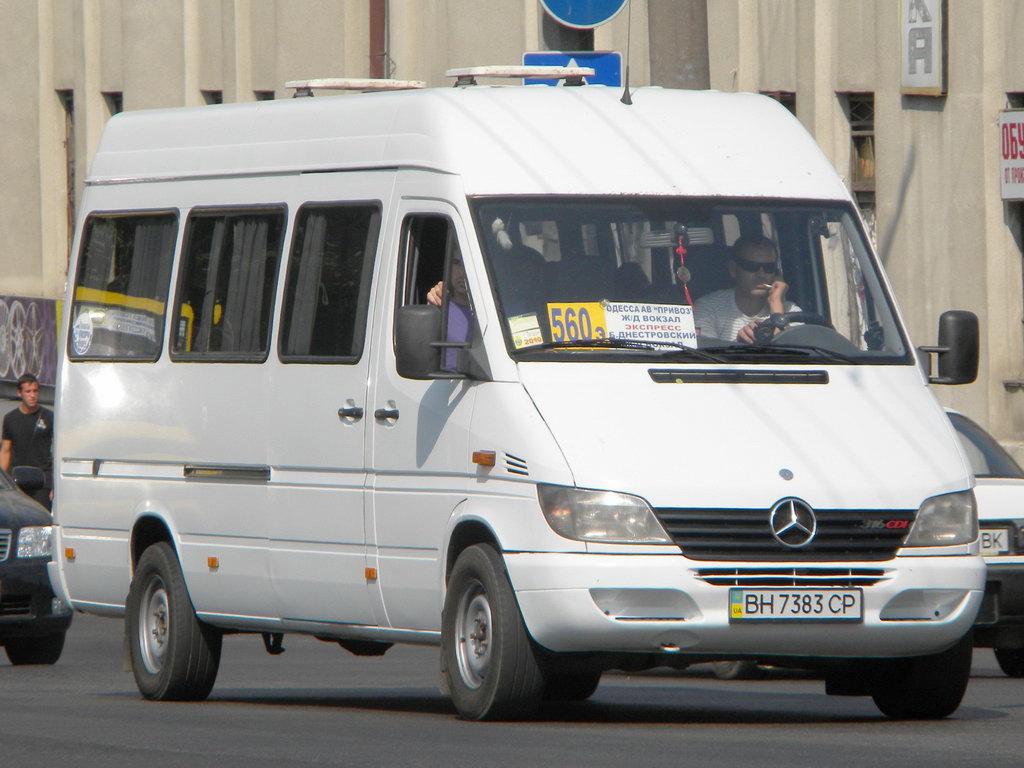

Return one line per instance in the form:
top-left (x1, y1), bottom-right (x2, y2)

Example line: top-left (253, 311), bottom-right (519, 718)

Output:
top-left (4, 632), bottom-right (65, 665)
top-left (994, 647), bottom-right (1024, 677)
top-left (543, 670), bottom-right (602, 701)
top-left (870, 632), bottom-right (973, 719)
top-left (126, 542), bottom-right (222, 701)
top-left (712, 660), bottom-right (762, 680)
top-left (441, 544), bottom-right (545, 720)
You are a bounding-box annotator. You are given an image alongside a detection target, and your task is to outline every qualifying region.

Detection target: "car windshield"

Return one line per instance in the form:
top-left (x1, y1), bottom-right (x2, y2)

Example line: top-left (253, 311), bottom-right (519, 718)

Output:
top-left (948, 412), bottom-right (1024, 479)
top-left (472, 197), bottom-right (909, 364)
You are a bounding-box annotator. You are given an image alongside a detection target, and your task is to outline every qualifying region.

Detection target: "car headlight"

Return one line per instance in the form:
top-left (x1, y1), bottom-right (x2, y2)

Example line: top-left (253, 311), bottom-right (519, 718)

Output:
top-left (537, 484), bottom-right (672, 544)
top-left (903, 490), bottom-right (977, 547)
top-left (17, 526), bottom-right (53, 558)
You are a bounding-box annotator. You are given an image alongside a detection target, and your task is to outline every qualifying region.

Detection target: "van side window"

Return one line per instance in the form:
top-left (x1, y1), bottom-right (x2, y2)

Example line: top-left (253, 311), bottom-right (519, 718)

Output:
top-left (69, 212), bottom-right (178, 361)
top-left (171, 209), bottom-right (285, 359)
top-left (398, 216), bottom-right (450, 307)
top-left (279, 204), bottom-right (380, 362)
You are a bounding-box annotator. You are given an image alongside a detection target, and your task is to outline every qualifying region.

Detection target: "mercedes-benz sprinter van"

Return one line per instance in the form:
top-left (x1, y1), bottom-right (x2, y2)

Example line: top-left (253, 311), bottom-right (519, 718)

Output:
top-left (50, 71), bottom-right (984, 720)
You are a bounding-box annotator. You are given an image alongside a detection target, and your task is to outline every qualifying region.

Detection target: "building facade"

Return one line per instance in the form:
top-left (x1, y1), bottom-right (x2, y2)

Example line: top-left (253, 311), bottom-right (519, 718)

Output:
top-left (2, 0), bottom-right (1024, 459)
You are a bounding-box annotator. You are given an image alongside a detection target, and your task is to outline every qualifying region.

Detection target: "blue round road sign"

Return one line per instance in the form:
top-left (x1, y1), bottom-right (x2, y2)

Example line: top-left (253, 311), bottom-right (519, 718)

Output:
top-left (540, 0), bottom-right (629, 29)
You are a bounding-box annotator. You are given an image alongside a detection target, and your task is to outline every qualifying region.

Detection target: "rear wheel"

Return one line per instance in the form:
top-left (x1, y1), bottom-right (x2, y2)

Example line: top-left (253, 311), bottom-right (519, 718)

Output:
top-left (441, 544), bottom-right (545, 720)
top-left (870, 633), bottom-right (973, 719)
top-left (4, 632), bottom-right (65, 665)
top-left (994, 647), bottom-right (1024, 677)
top-left (126, 542), bottom-right (222, 701)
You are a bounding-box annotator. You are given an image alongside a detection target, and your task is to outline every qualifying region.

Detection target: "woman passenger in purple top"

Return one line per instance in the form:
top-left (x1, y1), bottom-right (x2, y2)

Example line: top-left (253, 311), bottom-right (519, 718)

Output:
top-left (426, 254), bottom-right (472, 370)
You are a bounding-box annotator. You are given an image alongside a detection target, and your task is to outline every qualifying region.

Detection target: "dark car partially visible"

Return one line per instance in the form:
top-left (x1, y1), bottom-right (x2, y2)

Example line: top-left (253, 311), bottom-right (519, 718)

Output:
top-left (0, 466), bottom-right (72, 664)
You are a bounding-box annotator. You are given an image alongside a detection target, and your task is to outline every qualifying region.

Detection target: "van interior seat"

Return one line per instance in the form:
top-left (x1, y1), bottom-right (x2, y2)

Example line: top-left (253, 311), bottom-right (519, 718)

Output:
top-left (491, 244), bottom-right (546, 317)
top-left (542, 252), bottom-right (615, 303)
top-left (683, 245), bottom-right (733, 302)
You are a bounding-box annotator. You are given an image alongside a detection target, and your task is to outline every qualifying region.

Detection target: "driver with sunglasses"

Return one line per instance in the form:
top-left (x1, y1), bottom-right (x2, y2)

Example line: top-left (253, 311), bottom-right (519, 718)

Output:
top-left (693, 234), bottom-right (799, 343)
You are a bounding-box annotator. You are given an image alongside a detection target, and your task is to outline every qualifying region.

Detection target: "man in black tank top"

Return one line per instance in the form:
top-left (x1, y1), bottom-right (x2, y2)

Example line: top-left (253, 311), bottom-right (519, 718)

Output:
top-left (1, 373), bottom-right (54, 510)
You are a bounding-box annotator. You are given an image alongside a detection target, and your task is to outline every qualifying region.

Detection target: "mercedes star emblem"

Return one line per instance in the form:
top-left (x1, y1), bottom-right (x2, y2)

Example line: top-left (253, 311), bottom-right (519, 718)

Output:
top-left (769, 498), bottom-right (817, 548)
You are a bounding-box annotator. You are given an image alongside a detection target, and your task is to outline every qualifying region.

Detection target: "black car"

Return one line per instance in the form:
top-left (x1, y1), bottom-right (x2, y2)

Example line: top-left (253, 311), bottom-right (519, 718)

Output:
top-left (0, 466), bottom-right (73, 664)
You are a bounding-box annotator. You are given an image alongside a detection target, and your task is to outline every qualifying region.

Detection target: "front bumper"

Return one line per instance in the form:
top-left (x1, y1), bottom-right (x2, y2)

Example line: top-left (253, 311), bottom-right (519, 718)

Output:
top-left (0, 558), bottom-right (74, 640)
top-left (506, 552), bottom-right (984, 659)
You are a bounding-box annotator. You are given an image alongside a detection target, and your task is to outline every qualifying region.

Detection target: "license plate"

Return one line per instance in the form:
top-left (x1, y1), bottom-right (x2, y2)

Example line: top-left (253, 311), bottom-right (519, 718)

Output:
top-left (980, 528), bottom-right (1011, 556)
top-left (729, 589), bottom-right (863, 621)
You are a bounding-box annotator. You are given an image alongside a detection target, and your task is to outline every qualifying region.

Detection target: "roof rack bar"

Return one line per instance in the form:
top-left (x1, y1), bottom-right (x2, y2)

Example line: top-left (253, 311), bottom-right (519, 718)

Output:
top-left (285, 78), bottom-right (426, 96)
top-left (445, 65), bottom-right (596, 87)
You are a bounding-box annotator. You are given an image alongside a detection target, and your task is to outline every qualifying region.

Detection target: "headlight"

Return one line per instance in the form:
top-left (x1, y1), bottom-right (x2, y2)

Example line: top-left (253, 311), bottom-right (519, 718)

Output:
top-left (537, 484), bottom-right (672, 544)
top-left (16, 526), bottom-right (53, 558)
top-left (904, 490), bottom-right (977, 547)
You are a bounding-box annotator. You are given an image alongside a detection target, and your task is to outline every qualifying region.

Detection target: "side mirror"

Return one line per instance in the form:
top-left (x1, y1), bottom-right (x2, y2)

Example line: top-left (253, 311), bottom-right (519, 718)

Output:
top-left (395, 304), bottom-right (442, 380)
top-left (919, 310), bottom-right (978, 385)
top-left (12, 466), bottom-right (45, 494)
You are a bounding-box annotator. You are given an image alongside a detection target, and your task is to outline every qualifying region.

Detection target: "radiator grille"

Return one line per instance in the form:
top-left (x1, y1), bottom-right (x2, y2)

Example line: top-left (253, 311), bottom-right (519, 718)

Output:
top-left (694, 567), bottom-right (891, 588)
top-left (655, 507), bottom-right (915, 561)
top-left (0, 596), bottom-right (33, 616)
top-left (0, 529), bottom-right (10, 561)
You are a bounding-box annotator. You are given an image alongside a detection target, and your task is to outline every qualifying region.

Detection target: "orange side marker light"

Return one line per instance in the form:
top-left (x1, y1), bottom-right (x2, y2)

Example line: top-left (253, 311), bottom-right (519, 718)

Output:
top-left (472, 450), bottom-right (496, 467)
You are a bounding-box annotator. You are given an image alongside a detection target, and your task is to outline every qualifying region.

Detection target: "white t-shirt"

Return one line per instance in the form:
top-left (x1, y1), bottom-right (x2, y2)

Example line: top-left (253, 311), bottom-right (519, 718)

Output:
top-left (694, 288), bottom-right (800, 342)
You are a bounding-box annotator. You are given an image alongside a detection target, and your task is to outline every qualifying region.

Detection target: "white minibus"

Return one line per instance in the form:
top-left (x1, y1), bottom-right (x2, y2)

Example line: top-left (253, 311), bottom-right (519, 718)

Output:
top-left (50, 70), bottom-right (984, 720)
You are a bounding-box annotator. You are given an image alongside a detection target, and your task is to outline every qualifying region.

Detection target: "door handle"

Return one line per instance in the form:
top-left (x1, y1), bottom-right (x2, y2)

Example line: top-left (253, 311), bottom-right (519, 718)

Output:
top-left (338, 405), bottom-right (364, 421)
top-left (374, 407), bottom-right (400, 423)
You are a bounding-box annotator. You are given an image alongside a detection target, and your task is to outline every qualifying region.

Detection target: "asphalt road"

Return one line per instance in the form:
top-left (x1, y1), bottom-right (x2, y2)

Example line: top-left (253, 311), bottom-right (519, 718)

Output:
top-left (1, 613), bottom-right (1021, 768)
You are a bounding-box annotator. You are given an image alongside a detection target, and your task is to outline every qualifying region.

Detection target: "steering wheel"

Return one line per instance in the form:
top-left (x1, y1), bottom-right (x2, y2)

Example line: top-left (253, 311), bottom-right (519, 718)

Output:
top-left (753, 311), bottom-right (832, 344)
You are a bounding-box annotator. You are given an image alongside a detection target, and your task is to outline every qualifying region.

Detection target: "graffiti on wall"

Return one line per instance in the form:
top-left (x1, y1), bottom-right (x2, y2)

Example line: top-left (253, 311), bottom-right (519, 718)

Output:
top-left (0, 295), bottom-right (60, 386)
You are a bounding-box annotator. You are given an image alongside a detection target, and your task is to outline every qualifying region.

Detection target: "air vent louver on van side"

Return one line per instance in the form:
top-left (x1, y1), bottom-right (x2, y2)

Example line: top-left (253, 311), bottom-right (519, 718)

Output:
top-left (655, 508), bottom-right (916, 561)
top-left (505, 454), bottom-right (529, 476)
top-left (0, 529), bottom-right (10, 561)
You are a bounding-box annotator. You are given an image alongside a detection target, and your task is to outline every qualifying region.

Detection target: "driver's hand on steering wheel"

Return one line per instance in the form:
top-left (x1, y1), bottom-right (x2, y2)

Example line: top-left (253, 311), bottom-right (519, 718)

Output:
top-left (737, 320), bottom-right (761, 344)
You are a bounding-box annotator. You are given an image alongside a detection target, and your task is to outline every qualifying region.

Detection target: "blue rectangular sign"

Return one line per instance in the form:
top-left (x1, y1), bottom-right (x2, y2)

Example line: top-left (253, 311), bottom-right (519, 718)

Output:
top-left (522, 51), bottom-right (622, 87)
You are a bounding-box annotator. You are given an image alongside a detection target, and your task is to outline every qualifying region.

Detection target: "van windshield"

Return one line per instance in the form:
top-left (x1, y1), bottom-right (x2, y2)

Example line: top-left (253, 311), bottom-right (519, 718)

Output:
top-left (472, 197), bottom-right (910, 364)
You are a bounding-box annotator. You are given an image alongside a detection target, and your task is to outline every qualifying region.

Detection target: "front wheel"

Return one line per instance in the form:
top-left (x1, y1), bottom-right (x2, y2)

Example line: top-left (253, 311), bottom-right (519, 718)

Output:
top-left (126, 542), bottom-right (222, 701)
top-left (4, 632), bottom-right (65, 665)
top-left (441, 544), bottom-right (545, 720)
top-left (870, 633), bottom-right (973, 719)
top-left (994, 647), bottom-right (1024, 677)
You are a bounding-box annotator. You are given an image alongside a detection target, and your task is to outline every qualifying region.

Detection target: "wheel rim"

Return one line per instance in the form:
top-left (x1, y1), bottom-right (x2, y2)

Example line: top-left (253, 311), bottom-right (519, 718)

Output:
top-left (138, 576), bottom-right (169, 674)
top-left (454, 579), bottom-right (492, 689)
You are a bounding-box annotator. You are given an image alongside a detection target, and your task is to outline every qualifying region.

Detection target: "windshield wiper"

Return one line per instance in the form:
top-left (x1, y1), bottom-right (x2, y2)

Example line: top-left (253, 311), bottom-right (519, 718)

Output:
top-left (705, 343), bottom-right (857, 364)
top-left (520, 337), bottom-right (724, 362)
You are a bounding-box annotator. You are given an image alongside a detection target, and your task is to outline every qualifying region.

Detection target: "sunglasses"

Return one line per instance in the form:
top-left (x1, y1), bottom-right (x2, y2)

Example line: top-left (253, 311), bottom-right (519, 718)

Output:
top-left (734, 257), bottom-right (779, 275)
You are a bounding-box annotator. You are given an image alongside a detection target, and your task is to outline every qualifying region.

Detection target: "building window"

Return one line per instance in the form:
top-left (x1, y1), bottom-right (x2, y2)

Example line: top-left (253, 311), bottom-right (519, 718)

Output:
top-left (254, 90), bottom-right (275, 101)
top-left (841, 92), bottom-right (875, 240)
top-left (761, 91), bottom-right (796, 116)
top-left (1008, 93), bottom-right (1024, 109)
top-left (57, 89), bottom-right (75, 260)
top-left (103, 91), bottom-right (123, 116)
top-left (201, 90), bottom-right (223, 105)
